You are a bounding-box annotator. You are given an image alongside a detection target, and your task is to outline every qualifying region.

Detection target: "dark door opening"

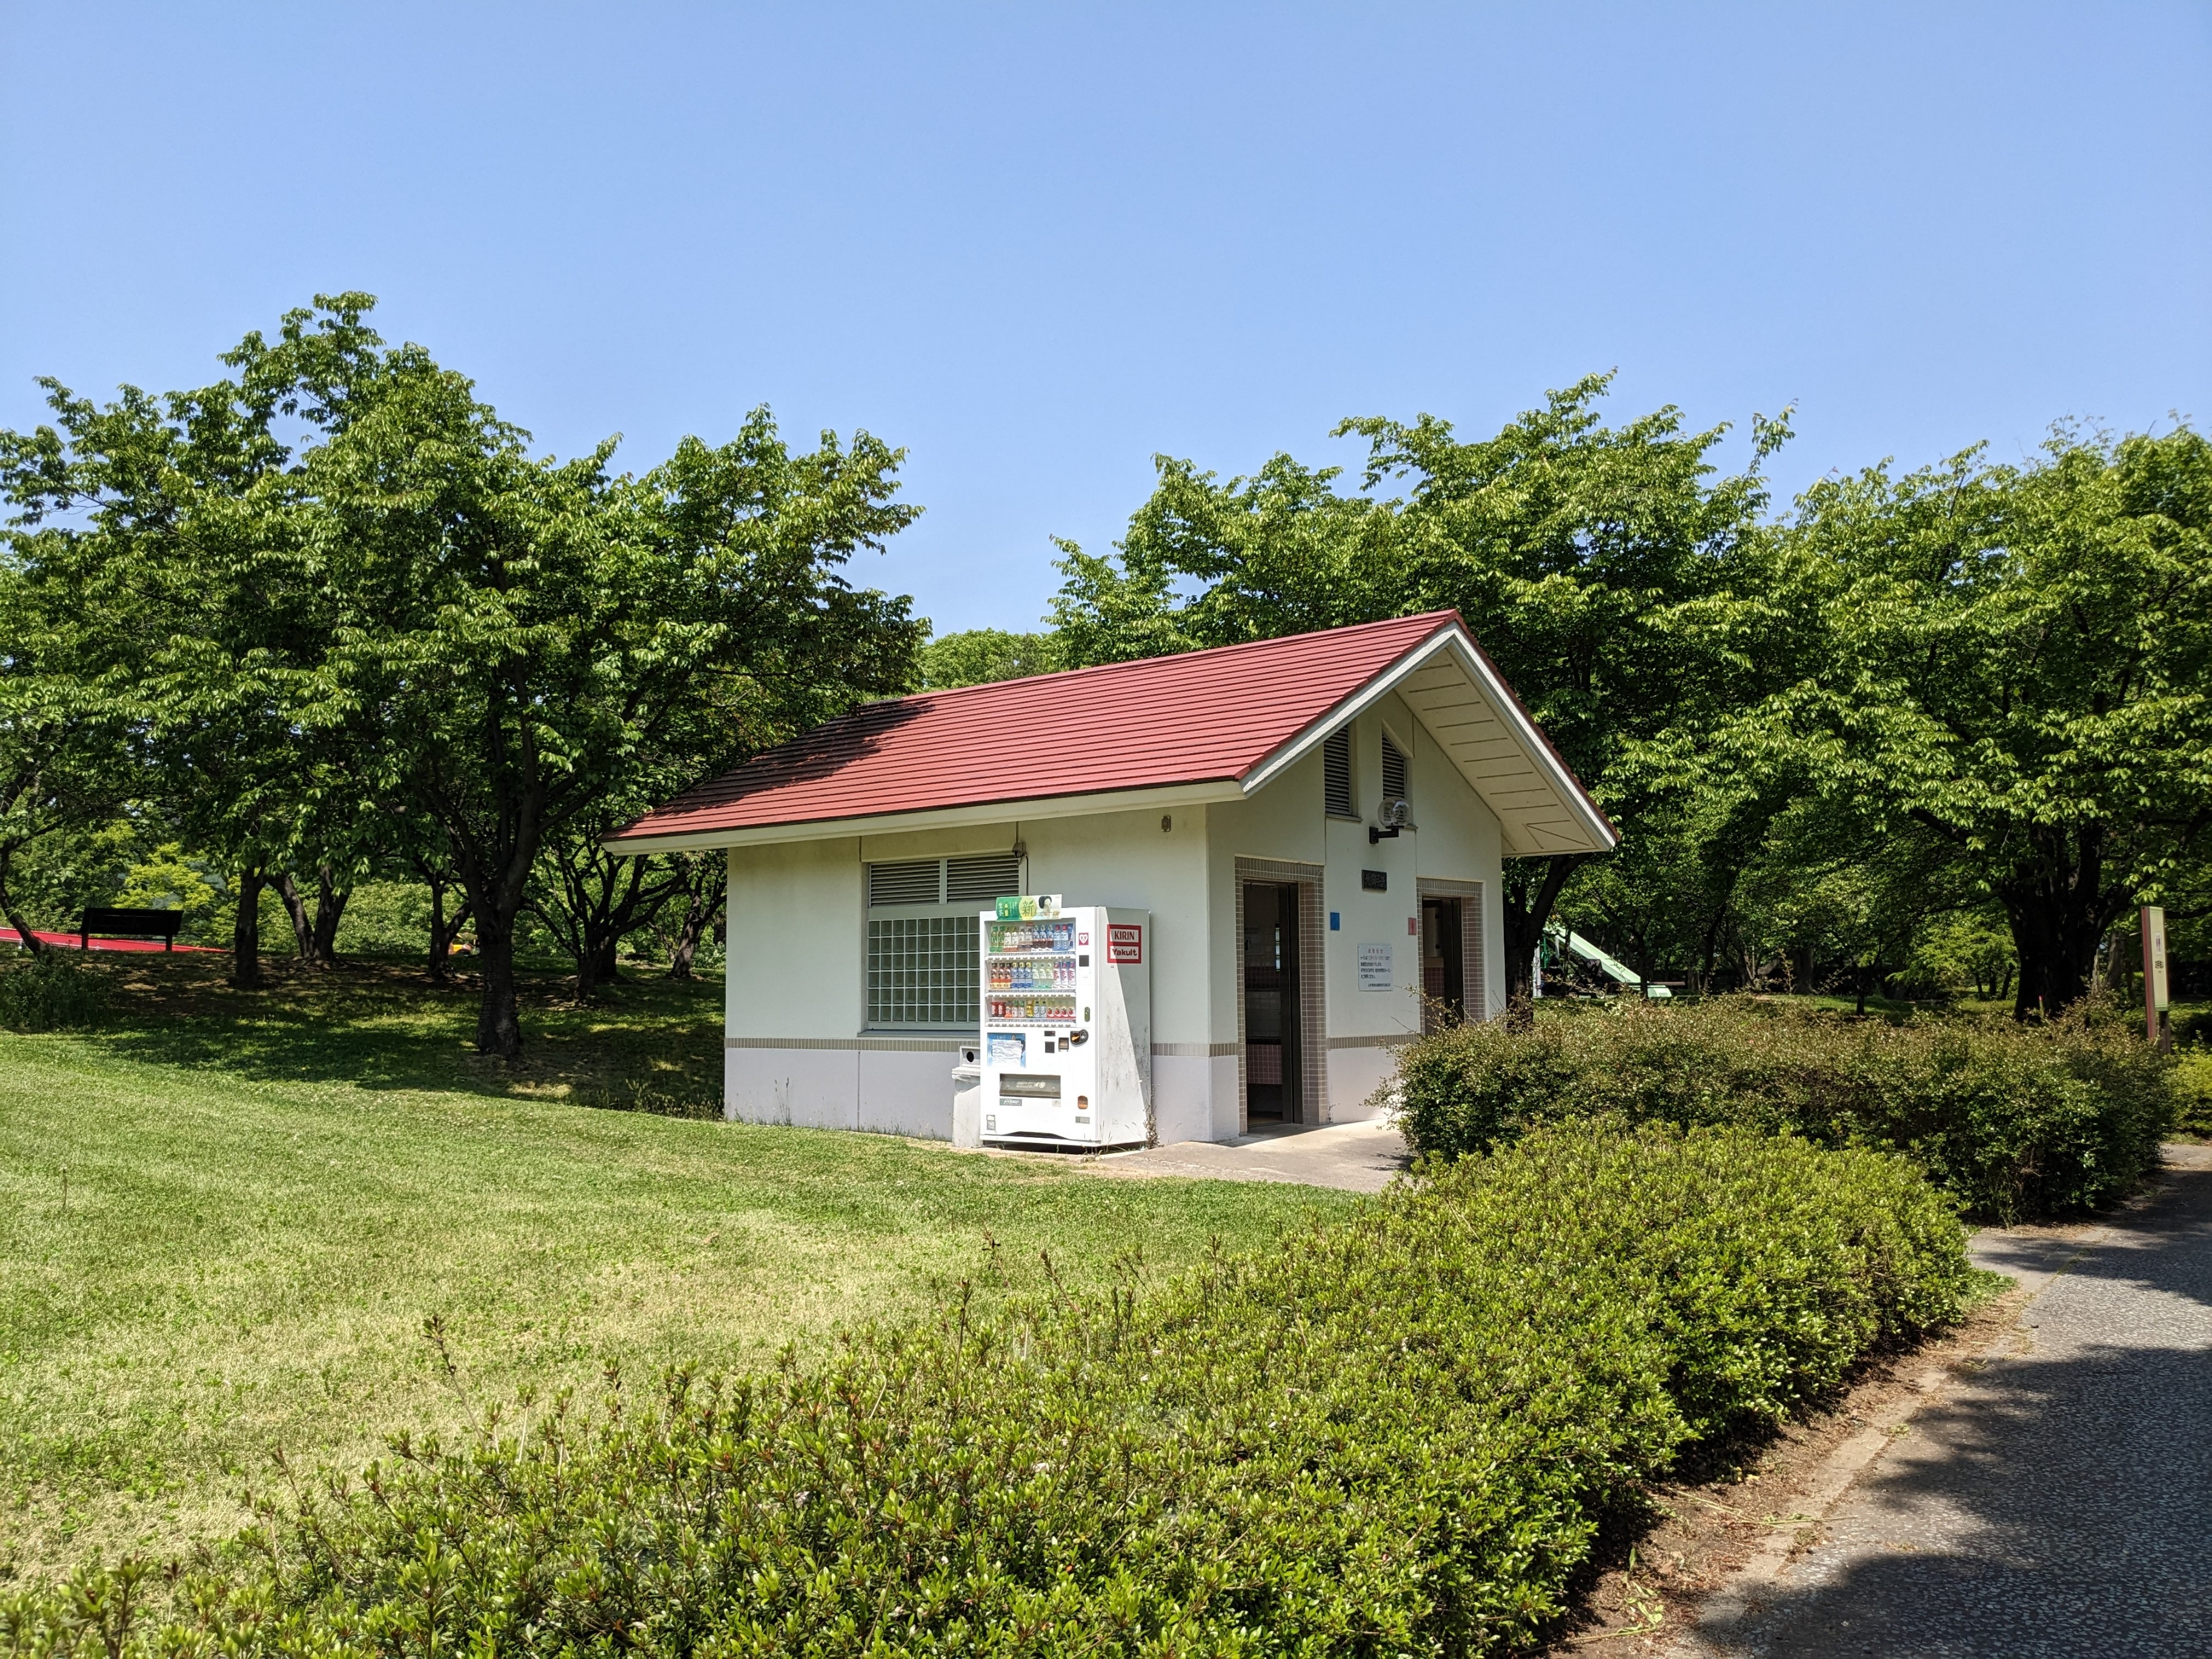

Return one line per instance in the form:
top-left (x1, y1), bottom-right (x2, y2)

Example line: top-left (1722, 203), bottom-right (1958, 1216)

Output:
top-left (1241, 881), bottom-right (1302, 1123)
top-left (1421, 897), bottom-right (1465, 1026)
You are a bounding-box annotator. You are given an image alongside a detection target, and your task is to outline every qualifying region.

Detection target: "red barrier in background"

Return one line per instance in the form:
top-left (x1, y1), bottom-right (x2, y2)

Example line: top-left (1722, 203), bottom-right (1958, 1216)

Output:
top-left (0, 928), bottom-right (221, 954)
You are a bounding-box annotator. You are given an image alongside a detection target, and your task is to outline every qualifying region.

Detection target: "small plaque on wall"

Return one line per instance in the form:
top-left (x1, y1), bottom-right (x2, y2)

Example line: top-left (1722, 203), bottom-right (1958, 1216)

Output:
top-left (1357, 942), bottom-right (1393, 991)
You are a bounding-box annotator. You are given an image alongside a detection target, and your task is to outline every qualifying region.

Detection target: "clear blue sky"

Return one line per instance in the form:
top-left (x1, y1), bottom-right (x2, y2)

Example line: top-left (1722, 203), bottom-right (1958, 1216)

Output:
top-left (4, 3), bottom-right (2206, 634)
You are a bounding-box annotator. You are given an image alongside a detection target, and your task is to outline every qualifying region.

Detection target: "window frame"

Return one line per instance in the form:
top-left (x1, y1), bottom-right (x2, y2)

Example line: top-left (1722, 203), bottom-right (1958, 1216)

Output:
top-left (862, 853), bottom-right (1023, 1032)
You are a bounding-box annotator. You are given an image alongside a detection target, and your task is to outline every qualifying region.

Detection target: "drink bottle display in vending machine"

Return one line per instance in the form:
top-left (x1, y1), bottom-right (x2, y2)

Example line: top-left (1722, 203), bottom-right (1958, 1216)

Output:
top-left (975, 903), bottom-right (1150, 1151)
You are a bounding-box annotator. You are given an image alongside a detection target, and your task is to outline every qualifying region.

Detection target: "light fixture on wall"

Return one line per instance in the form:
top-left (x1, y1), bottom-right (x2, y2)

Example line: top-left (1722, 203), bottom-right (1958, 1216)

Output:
top-left (1369, 798), bottom-right (1411, 844)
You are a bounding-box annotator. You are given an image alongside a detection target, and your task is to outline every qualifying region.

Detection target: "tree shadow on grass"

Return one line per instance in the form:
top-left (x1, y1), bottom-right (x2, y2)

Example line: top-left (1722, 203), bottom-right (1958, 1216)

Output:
top-left (67, 951), bottom-right (726, 1102)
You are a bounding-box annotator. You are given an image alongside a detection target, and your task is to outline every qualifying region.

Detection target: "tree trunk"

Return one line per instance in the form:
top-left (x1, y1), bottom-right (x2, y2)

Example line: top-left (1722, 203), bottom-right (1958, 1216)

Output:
top-left (592, 936), bottom-right (620, 984)
top-left (277, 874), bottom-right (321, 966)
top-left (230, 867), bottom-right (265, 989)
top-left (1500, 854), bottom-right (1586, 1006)
top-left (309, 868), bottom-right (348, 965)
top-left (666, 866), bottom-right (722, 981)
top-left (0, 848), bottom-right (42, 957)
top-left (1998, 825), bottom-right (2126, 1021)
top-left (279, 866), bottom-right (349, 968)
top-left (474, 907), bottom-right (523, 1056)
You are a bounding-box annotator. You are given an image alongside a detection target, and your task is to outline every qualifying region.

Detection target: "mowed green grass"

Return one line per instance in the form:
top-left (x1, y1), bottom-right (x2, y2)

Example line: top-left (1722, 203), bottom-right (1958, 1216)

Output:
top-left (0, 959), bottom-right (1353, 1575)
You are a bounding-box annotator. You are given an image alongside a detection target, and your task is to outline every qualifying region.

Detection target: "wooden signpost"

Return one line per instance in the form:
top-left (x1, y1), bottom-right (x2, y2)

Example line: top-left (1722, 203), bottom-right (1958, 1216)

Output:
top-left (2140, 905), bottom-right (2170, 1051)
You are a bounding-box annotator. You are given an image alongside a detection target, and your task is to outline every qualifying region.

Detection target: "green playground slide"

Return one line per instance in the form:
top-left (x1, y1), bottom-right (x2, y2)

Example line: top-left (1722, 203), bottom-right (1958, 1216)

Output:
top-left (1544, 923), bottom-right (1669, 996)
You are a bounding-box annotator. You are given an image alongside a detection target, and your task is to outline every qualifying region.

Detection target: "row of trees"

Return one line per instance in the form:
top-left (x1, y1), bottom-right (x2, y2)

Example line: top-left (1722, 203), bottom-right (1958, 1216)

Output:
top-left (8, 303), bottom-right (2202, 1043)
top-left (0, 296), bottom-right (925, 1055)
top-left (924, 378), bottom-right (2211, 1017)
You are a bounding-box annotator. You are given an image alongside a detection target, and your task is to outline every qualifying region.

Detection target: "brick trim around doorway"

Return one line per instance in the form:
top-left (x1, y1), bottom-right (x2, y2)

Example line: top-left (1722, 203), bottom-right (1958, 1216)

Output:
top-left (1234, 857), bottom-right (1328, 1130)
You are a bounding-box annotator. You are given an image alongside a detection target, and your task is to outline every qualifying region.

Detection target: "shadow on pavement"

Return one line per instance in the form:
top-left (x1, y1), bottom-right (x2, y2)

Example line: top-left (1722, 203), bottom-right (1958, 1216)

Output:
top-left (1700, 1155), bottom-right (2212, 1658)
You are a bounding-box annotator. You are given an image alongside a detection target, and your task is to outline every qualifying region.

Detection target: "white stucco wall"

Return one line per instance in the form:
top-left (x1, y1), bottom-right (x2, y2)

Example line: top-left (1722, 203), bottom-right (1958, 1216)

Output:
top-left (1207, 693), bottom-right (1506, 1124)
top-left (721, 812), bottom-right (1220, 1142)
top-left (718, 689), bottom-right (1509, 1146)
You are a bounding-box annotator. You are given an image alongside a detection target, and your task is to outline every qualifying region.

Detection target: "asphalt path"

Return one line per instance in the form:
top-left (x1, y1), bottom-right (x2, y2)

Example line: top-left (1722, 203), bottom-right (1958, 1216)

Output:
top-left (1695, 1144), bottom-right (2212, 1658)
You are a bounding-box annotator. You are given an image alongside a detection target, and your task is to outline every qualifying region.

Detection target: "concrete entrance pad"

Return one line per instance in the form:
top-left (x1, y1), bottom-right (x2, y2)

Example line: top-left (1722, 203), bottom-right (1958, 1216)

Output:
top-left (1081, 1117), bottom-right (1412, 1193)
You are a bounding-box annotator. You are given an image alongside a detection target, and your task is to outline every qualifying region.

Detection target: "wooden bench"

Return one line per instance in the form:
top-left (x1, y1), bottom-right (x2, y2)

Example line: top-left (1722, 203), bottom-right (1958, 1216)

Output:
top-left (79, 907), bottom-right (184, 951)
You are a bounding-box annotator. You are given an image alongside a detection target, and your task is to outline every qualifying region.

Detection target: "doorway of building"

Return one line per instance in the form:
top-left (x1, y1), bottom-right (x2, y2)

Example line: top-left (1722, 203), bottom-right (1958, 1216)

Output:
top-left (1421, 896), bottom-right (1466, 1025)
top-left (1241, 880), bottom-right (1303, 1123)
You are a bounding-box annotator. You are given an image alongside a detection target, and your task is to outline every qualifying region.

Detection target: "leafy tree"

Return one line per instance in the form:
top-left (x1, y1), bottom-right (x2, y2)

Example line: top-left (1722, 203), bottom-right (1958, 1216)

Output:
top-left (656, 850), bottom-right (726, 980)
top-left (917, 627), bottom-right (1061, 688)
top-left (1782, 425), bottom-right (2212, 1016)
top-left (274, 305), bottom-right (922, 1054)
top-left (0, 307), bottom-right (372, 985)
top-left (1049, 376), bottom-right (1795, 999)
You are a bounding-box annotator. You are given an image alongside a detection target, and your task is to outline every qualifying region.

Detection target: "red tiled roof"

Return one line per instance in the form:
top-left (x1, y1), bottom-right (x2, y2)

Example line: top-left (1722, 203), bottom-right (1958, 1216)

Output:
top-left (610, 611), bottom-right (1473, 843)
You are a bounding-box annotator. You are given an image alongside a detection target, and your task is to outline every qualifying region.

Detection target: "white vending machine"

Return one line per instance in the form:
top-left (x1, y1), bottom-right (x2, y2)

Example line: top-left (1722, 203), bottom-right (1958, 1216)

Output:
top-left (978, 900), bottom-right (1151, 1149)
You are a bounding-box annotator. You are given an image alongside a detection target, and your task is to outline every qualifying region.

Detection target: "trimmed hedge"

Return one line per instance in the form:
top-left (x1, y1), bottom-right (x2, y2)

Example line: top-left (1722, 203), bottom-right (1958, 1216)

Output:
top-left (5, 1123), bottom-right (1968, 1659)
top-left (1396, 999), bottom-right (2179, 1223)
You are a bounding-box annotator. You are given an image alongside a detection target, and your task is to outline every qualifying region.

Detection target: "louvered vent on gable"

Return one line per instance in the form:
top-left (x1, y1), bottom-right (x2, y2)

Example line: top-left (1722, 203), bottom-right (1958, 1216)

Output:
top-left (1323, 727), bottom-right (1355, 818)
top-left (1381, 731), bottom-right (1409, 803)
top-left (945, 853), bottom-right (1023, 905)
top-left (868, 859), bottom-right (942, 907)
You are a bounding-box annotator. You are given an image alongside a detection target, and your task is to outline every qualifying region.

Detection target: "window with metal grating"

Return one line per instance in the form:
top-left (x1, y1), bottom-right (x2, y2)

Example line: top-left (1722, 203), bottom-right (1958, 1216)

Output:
top-left (945, 852), bottom-right (1023, 905)
top-left (866, 916), bottom-right (974, 1026)
top-left (868, 859), bottom-right (942, 907)
top-left (1381, 731), bottom-right (1409, 804)
top-left (864, 853), bottom-right (1024, 1028)
top-left (1323, 726), bottom-right (1355, 817)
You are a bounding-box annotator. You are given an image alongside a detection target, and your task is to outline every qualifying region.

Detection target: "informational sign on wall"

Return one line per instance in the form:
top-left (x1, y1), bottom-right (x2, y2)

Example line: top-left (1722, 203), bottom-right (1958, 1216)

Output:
top-left (1357, 942), bottom-right (1393, 991)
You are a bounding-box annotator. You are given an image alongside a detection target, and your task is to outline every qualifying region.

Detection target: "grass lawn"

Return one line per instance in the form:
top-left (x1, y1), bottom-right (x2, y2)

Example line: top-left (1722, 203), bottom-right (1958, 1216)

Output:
top-left (0, 954), bottom-right (1355, 1577)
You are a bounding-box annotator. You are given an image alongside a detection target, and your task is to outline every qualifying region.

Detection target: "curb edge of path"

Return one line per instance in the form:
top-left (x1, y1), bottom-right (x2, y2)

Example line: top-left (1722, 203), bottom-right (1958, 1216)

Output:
top-left (1653, 1159), bottom-right (2195, 1658)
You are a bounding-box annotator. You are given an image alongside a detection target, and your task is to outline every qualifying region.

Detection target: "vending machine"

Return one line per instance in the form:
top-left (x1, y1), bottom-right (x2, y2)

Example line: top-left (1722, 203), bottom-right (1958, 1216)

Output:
top-left (978, 899), bottom-right (1151, 1149)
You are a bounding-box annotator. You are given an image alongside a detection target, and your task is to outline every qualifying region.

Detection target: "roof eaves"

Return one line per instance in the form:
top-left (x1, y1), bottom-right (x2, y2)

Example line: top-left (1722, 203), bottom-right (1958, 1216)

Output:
top-left (603, 776), bottom-right (1250, 854)
top-left (1235, 614), bottom-right (1463, 796)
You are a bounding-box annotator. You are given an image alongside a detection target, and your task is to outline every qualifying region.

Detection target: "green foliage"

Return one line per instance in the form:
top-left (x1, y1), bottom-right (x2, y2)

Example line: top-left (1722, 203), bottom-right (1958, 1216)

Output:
top-left (0, 950), bottom-right (110, 1031)
top-left (917, 627), bottom-right (1061, 688)
top-left (115, 842), bottom-right (224, 929)
top-left (2, 1122), bottom-right (1965, 1657)
top-left (2175, 1049), bottom-right (2212, 1139)
top-left (0, 295), bottom-right (924, 1042)
top-left (1768, 425), bottom-right (2212, 1015)
top-left (1397, 999), bottom-right (2180, 1222)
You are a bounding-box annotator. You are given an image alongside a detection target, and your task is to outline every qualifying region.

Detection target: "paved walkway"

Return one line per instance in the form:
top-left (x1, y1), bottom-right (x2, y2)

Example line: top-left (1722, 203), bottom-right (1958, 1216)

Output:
top-left (1078, 1117), bottom-right (1411, 1193)
top-left (1692, 1143), bottom-right (2212, 1658)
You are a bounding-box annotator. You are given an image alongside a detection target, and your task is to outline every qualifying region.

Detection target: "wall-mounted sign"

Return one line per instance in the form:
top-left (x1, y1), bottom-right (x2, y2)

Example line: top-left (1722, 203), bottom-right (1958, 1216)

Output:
top-left (1361, 869), bottom-right (1388, 891)
top-left (1107, 923), bottom-right (1143, 964)
top-left (1357, 942), bottom-right (1393, 991)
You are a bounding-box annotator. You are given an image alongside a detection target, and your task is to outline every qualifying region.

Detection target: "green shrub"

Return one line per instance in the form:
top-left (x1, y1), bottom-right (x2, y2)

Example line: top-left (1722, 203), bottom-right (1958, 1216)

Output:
top-left (1396, 997), bottom-right (2179, 1222)
top-left (0, 949), bottom-right (110, 1031)
top-left (2176, 1051), bottom-right (2212, 1139)
top-left (8, 1123), bottom-right (1966, 1658)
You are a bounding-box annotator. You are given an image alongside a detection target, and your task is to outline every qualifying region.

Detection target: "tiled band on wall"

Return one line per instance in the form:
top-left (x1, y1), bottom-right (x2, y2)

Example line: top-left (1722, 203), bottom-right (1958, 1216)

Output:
top-left (1415, 876), bottom-right (1487, 1027)
top-left (725, 1036), bottom-right (971, 1051)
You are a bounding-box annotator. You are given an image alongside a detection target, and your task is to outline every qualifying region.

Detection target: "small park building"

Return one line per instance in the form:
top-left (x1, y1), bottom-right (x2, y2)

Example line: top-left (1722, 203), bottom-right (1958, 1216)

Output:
top-left (608, 611), bottom-right (1615, 1144)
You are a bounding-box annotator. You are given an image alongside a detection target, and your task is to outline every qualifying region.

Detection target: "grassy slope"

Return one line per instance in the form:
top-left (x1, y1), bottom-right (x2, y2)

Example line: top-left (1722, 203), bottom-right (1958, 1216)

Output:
top-left (0, 956), bottom-right (1352, 1575)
